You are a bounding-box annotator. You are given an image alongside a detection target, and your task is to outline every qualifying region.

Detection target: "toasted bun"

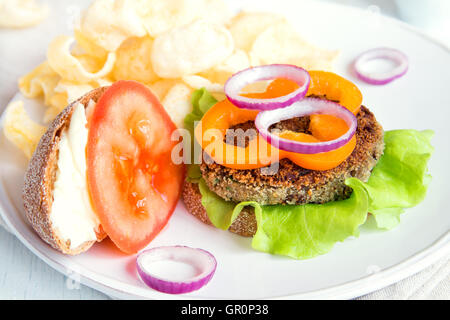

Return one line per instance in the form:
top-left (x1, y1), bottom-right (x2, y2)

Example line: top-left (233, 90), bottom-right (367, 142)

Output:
top-left (182, 181), bottom-right (257, 237)
top-left (23, 87), bottom-right (108, 255)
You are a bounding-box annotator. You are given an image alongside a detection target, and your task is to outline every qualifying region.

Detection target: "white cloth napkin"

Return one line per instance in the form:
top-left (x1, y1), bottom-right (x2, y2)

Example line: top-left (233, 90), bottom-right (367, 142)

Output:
top-left (358, 256), bottom-right (450, 300)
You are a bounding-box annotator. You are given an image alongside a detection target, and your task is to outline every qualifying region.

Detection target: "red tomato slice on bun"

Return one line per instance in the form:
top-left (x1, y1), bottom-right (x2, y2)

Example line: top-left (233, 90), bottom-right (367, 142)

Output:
top-left (87, 80), bottom-right (184, 254)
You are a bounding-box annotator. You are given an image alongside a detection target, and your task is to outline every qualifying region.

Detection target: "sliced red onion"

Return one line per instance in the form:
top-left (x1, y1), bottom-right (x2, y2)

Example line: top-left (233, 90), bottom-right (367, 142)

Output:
top-left (353, 47), bottom-right (408, 85)
top-left (255, 97), bottom-right (357, 154)
top-left (136, 246), bottom-right (217, 294)
top-left (224, 64), bottom-right (310, 110)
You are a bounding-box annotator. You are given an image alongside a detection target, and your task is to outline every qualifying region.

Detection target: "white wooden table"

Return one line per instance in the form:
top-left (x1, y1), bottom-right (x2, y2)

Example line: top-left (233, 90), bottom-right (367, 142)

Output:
top-left (0, 0), bottom-right (446, 300)
top-left (0, 0), bottom-right (110, 300)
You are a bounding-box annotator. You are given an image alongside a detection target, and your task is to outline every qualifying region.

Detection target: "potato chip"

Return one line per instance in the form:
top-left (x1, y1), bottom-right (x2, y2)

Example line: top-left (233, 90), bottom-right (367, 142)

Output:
top-left (43, 100), bottom-right (65, 123)
top-left (47, 35), bottom-right (116, 83)
top-left (211, 92), bottom-right (226, 102)
top-left (161, 83), bottom-right (193, 128)
top-left (113, 36), bottom-right (158, 83)
top-left (151, 19), bottom-right (234, 78)
top-left (74, 29), bottom-right (108, 59)
top-left (11, 0), bottom-right (342, 161)
top-left (54, 80), bottom-right (94, 105)
top-left (182, 75), bottom-right (223, 92)
top-left (249, 21), bottom-right (339, 70)
top-left (2, 100), bottom-right (46, 159)
top-left (42, 78), bottom-right (114, 123)
top-left (147, 79), bottom-right (181, 101)
top-left (137, 0), bottom-right (200, 38)
top-left (90, 77), bottom-right (114, 88)
top-left (228, 11), bottom-right (286, 52)
top-left (79, 0), bottom-right (146, 51)
top-left (200, 49), bottom-right (250, 85)
top-left (0, 0), bottom-right (49, 28)
top-left (18, 61), bottom-right (60, 106)
top-left (44, 90), bottom-right (73, 123)
top-left (200, 0), bottom-right (232, 25)
top-left (137, 0), bottom-right (231, 38)
top-left (72, 54), bottom-right (109, 74)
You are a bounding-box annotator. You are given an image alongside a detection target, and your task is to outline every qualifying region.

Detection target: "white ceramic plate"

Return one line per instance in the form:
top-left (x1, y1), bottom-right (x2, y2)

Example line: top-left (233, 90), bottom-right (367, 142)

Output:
top-left (0, 0), bottom-right (449, 299)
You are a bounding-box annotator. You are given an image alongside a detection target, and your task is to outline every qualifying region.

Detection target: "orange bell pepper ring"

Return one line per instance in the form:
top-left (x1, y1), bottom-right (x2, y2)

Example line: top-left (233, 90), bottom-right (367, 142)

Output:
top-left (195, 71), bottom-right (360, 171)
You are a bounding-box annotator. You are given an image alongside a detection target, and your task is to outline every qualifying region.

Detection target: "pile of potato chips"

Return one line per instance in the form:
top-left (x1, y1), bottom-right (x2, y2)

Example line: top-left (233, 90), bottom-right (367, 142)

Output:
top-left (4, 0), bottom-right (339, 159)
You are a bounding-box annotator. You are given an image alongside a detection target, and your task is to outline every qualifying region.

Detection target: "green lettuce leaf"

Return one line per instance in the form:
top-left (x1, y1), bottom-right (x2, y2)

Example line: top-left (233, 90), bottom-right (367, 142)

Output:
top-left (198, 178), bottom-right (238, 229)
top-left (192, 129), bottom-right (433, 259)
top-left (184, 88), bottom-right (217, 136)
top-left (252, 179), bottom-right (369, 259)
top-left (186, 163), bottom-right (202, 183)
top-left (184, 88), bottom-right (218, 165)
top-left (347, 129), bottom-right (434, 229)
top-left (198, 179), bottom-right (258, 230)
top-left (185, 89), bottom-right (434, 259)
top-left (196, 176), bottom-right (368, 259)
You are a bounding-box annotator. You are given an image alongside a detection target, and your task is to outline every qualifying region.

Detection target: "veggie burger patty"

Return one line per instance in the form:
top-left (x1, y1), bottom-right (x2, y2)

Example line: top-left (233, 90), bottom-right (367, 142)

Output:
top-left (182, 104), bottom-right (384, 236)
top-left (201, 105), bottom-right (383, 205)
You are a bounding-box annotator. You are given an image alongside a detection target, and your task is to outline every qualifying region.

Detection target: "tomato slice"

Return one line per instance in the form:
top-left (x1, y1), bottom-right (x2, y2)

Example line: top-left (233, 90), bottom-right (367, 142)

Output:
top-left (87, 80), bottom-right (184, 254)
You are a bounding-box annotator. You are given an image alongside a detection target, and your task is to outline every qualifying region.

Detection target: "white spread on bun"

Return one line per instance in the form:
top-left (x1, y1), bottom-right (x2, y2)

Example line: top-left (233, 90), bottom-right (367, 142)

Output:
top-left (23, 87), bottom-right (108, 255)
top-left (50, 101), bottom-right (100, 249)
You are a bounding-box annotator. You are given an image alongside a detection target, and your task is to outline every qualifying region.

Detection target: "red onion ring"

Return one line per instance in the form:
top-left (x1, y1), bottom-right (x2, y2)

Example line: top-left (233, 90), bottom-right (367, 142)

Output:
top-left (255, 98), bottom-right (357, 154)
top-left (136, 246), bottom-right (217, 294)
top-left (224, 64), bottom-right (310, 110)
top-left (353, 47), bottom-right (408, 85)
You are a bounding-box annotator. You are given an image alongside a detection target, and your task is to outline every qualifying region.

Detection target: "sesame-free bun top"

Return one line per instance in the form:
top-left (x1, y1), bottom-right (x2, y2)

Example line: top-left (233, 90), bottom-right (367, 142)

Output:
top-left (23, 87), bottom-right (108, 255)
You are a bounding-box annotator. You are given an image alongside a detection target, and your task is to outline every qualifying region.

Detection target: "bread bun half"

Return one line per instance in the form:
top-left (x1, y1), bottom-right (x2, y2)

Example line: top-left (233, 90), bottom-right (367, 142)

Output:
top-left (23, 87), bottom-right (108, 255)
top-left (182, 181), bottom-right (257, 237)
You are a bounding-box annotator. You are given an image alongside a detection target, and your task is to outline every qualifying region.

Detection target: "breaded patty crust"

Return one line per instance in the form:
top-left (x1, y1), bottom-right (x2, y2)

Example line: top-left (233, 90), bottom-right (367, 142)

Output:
top-left (199, 105), bottom-right (384, 205)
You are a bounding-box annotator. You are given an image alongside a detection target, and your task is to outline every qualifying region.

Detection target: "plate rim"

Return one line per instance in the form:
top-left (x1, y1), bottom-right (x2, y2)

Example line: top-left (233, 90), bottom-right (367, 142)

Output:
top-left (1, 180), bottom-right (449, 300)
top-left (0, 0), bottom-right (449, 300)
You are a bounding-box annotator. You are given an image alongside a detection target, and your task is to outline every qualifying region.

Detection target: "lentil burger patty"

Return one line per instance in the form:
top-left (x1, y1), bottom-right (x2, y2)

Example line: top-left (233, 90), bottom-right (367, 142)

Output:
top-left (200, 105), bottom-right (384, 205)
top-left (182, 105), bottom-right (384, 236)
